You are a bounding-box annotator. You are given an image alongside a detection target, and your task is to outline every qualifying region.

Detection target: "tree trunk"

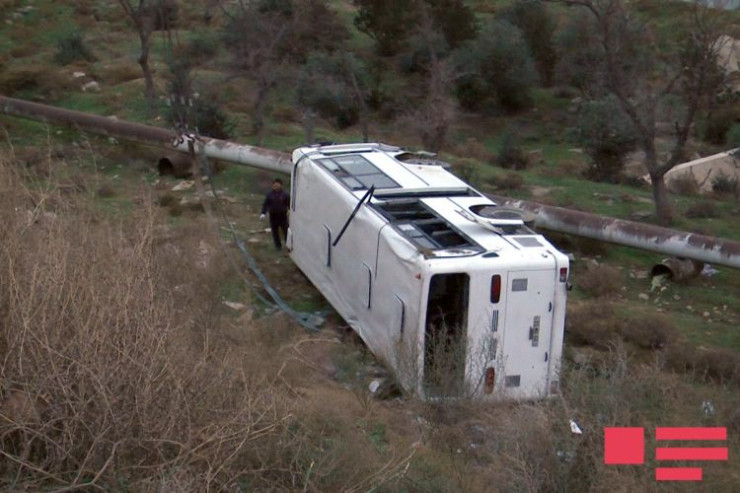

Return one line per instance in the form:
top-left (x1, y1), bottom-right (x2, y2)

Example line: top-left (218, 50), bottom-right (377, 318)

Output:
top-left (138, 30), bottom-right (156, 114)
top-left (254, 85), bottom-right (268, 147)
top-left (303, 109), bottom-right (315, 145)
top-left (650, 172), bottom-right (673, 225)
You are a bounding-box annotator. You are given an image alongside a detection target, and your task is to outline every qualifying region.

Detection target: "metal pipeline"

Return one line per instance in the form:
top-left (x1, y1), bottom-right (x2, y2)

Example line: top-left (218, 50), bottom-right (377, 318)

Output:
top-left (0, 95), bottom-right (292, 174)
top-left (2, 94), bottom-right (740, 269)
top-left (488, 195), bottom-right (740, 269)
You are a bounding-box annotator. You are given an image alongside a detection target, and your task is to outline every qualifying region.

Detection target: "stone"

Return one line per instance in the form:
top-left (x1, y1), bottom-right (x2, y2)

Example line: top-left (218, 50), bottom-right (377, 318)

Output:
top-left (82, 80), bottom-right (101, 93)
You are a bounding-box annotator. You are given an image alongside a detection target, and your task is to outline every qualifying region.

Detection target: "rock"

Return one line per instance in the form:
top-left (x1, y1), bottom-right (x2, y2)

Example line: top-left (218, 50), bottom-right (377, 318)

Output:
top-left (82, 80), bottom-right (101, 93)
top-left (72, 71), bottom-right (86, 79)
top-left (222, 301), bottom-right (247, 311)
top-left (171, 180), bottom-right (194, 191)
top-left (629, 211), bottom-right (652, 220)
top-left (638, 293), bottom-right (649, 301)
top-left (703, 312), bottom-right (710, 318)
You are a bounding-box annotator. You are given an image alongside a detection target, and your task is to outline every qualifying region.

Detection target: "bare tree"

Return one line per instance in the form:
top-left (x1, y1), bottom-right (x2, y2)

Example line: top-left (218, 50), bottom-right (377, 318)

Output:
top-left (117, 1), bottom-right (177, 113)
top-left (407, 6), bottom-right (457, 153)
top-left (551, 0), bottom-right (727, 224)
top-left (223, 0), bottom-right (347, 146)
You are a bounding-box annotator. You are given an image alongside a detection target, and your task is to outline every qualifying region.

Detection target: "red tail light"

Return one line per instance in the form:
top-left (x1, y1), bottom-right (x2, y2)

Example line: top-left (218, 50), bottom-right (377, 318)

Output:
top-left (559, 267), bottom-right (568, 283)
top-left (485, 367), bottom-right (496, 394)
top-left (490, 275), bottom-right (501, 303)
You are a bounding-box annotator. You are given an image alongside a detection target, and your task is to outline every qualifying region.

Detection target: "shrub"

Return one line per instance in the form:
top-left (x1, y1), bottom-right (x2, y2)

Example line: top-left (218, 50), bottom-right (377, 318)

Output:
top-left (711, 171), bottom-right (738, 196)
top-left (669, 171), bottom-right (700, 195)
top-left (620, 313), bottom-right (678, 349)
top-left (490, 171), bottom-right (525, 191)
top-left (565, 301), bottom-right (621, 348)
top-left (553, 11), bottom-right (602, 90)
top-left (296, 52), bottom-right (366, 130)
top-left (665, 343), bottom-right (740, 383)
top-left (495, 134), bottom-right (529, 170)
top-left (700, 109), bottom-right (736, 145)
top-left (685, 200), bottom-right (719, 219)
top-left (452, 19), bottom-right (537, 113)
top-left (568, 96), bottom-right (637, 183)
top-left (353, 0), bottom-right (414, 55)
top-left (184, 29), bottom-right (221, 61)
top-left (497, 0), bottom-right (557, 85)
top-left (53, 32), bottom-right (96, 65)
top-left (576, 262), bottom-right (622, 298)
top-left (100, 60), bottom-right (141, 84)
top-left (165, 58), bottom-right (233, 139)
top-left (0, 156), bottom-right (293, 490)
top-left (727, 123), bottom-right (740, 148)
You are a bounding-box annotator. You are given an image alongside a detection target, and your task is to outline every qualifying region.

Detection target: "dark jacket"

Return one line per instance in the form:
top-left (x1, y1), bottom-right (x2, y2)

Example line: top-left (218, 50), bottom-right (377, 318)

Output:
top-left (261, 189), bottom-right (289, 216)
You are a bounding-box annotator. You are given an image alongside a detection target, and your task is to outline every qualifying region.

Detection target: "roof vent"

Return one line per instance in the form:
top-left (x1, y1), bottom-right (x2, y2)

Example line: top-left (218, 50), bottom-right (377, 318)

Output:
top-left (468, 205), bottom-right (528, 227)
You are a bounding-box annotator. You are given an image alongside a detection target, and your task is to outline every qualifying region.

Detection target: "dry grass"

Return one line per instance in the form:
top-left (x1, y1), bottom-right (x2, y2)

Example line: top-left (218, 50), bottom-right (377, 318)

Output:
top-left (0, 150), bottom-right (414, 491)
top-left (406, 343), bottom-right (739, 492)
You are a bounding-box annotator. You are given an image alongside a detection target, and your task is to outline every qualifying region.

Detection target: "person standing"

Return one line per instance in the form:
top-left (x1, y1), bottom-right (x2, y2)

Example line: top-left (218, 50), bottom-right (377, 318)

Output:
top-left (260, 178), bottom-right (290, 250)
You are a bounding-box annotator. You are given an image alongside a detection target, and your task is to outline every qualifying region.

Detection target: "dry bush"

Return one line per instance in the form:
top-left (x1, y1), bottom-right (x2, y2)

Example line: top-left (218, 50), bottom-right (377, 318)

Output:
top-left (665, 342), bottom-right (740, 384)
top-left (575, 262), bottom-right (621, 298)
top-left (0, 66), bottom-right (76, 98)
top-left (9, 42), bottom-right (39, 58)
top-left (0, 155), bottom-right (295, 490)
top-left (619, 312), bottom-right (678, 349)
top-left (489, 171), bottom-right (525, 191)
top-left (669, 171), bottom-right (700, 195)
top-left (271, 104), bottom-right (301, 124)
top-left (540, 159), bottom-right (587, 179)
top-left (452, 138), bottom-right (495, 162)
top-left (685, 200), bottom-right (720, 219)
top-left (99, 60), bottom-right (142, 85)
top-left (0, 150), bottom-right (421, 491)
top-left (565, 301), bottom-right (621, 349)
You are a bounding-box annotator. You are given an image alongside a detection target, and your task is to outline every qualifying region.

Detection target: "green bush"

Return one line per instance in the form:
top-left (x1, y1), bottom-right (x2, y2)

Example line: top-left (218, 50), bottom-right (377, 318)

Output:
top-left (495, 134), bottom-right (529, 170)
top-left (296, 52), bottom-right (366, 130)
top-left (553, 11), bottom-right (602, 90)
top-left (711, 171), bottom-right (738, 195)
top-left (727, 123), bottom-right (740, 148)
top-left (185, 30), bottom-right (221, 61)
top-left (497, 0), bottom-right (557, 85)
top-left (54, 32), bottom-right (95, 65)
top-left (452, 19), bottom-right (537, 113)
top-left (568, 97), bottom-right (637, 183)
top-left (700, 109), bottom-right (736, 145)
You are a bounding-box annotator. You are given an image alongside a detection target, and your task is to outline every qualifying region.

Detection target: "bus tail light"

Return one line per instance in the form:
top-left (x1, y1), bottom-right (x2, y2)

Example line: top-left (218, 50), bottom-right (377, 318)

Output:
top-left (490, 275), bottom-right (501, 303)
top-left (559, 267), bottom-right (568, 283)
top-left (484, 367), bottom-right (496, 394)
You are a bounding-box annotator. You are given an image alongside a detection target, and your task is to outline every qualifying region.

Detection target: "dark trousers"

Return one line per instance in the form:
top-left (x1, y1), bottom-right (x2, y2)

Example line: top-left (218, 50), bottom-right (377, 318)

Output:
top-left (269, 212), bottom-right (289, 249)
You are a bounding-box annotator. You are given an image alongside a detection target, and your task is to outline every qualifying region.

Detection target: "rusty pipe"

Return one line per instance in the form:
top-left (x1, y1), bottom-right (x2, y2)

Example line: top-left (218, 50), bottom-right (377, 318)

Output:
top-left (488, 195), bottom-right (740, 269)
top-left (3, 95), bottom-right (740, 269)
top-left (0, 95), bottom-right (292, 174)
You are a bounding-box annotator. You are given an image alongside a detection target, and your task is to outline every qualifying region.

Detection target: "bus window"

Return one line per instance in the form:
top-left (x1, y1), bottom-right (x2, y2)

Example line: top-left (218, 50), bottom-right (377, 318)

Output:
top-left (423, 273), bottom-right (469, 397)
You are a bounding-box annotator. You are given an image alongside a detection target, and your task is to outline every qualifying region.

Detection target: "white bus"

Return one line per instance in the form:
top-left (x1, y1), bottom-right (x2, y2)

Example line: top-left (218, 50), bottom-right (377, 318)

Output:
top-left (287, 143), bottom-right (569, 400)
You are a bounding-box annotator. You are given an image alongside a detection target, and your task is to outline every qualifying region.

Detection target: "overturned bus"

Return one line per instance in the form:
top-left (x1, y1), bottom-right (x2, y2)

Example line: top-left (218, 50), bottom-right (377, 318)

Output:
top-left (287, 143), bottom-right (569, 400)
